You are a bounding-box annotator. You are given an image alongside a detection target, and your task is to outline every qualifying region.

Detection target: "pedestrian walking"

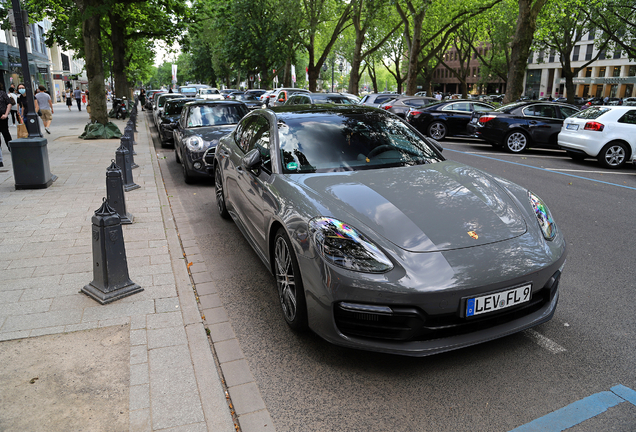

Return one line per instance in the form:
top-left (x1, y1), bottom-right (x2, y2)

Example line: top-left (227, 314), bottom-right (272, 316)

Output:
top-left (65, 88), bottom-right (72, 110)
top-left (139, 89), bottom-right (146, 111)
top-left (9, 87), bottom-right (18, 126)
top-left (35, 85), bottom-right (53, 134)
top-left (0, 83), bottom-right (14, 167)
top-left (74, 86), bottom-right (82, 111)
top-left (81, 91), bottom-right (87, 106)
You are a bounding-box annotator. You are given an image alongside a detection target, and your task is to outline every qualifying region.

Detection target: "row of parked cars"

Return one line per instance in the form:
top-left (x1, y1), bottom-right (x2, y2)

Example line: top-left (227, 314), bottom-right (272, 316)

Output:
top-left (144, 97), bottom-right (570, 357)
top-left (362, 93), bottom-right (636, 169)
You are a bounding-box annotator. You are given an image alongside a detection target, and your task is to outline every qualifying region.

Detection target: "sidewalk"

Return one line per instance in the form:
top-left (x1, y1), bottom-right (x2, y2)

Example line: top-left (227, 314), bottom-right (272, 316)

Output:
top-left (0, 106), bottom-right (236, 431)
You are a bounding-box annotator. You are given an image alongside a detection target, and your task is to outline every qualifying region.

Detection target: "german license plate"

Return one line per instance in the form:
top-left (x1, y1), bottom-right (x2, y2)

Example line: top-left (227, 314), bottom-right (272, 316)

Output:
top-left (466, 284), bottom-right (532, 317)
top-left (566, 123), bottom-right (579, 130)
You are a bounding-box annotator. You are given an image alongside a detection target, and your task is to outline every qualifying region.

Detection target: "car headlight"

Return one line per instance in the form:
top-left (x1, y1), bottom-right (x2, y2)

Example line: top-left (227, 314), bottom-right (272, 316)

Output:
top-left (528, 192), bottom-right (556, 240)
top-left (309, 217), bottom-right (393, 273)
top-left (185, 136), bottom-right (204, 152)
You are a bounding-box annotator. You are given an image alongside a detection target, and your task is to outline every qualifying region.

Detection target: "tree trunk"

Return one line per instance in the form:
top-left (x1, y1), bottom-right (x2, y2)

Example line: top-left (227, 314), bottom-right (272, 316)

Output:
top-left (109, 13), bottom-right (129, 99)
top-left (77, 0), bottom-right (107, 124)
top-left (404, 19), bottom-right (423, 95)
top-left (503, 0), bottom-right (548, 104)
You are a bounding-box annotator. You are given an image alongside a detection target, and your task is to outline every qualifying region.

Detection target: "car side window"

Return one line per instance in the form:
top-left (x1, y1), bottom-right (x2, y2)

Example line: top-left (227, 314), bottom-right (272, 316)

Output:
top-left (404, 99), bottom-right (423, 106)
top-left (559, 106), bottom-right (579, 118)
top-left (473, 103), bottom-right (493, 112)
top-left (618, 110), bottom-right (636, 125)
top-left (375, 95), bottom-right (392, 104)
top-left (524, 104), bottom-right (557, 118)
top-left (234, 117), bottom-right (254, 154)
top-left (246, 116), bottom-right (272, 173)
top-left (180, 107), bottom-right (188, 128)
top-left (446, 102), bottom-right (471, 112)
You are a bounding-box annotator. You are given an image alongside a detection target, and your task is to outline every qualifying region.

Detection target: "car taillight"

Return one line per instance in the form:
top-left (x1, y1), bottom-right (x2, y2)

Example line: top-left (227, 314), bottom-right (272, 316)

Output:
top-left (478, 115), bottom-right (496, 124)
top-left (409, 110), bottom-right (422, 116)
top-left (584, 121), bottom-right (604, 131)
top-left (382, 105), bottom-right (392, 110)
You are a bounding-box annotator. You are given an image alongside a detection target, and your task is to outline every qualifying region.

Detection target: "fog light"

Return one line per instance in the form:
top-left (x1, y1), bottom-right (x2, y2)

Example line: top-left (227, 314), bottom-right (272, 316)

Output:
top-left (193, 162), bottom-right (202, 170)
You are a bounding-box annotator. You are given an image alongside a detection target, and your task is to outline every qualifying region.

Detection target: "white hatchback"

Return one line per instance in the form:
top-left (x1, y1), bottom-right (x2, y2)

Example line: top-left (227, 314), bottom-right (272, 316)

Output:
top-left (558, 106), bottom-right (636, 169)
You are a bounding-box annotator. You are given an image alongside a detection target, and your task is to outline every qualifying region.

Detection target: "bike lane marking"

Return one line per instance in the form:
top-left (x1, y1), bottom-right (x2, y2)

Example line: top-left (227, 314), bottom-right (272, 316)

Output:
top-left (509, 385), bottom-right (636, 432)
top-left (446, 148), bottom-right (636, 192)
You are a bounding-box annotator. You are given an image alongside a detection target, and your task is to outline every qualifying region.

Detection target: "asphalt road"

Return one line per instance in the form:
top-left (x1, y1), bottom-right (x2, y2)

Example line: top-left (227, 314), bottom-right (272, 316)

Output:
top-left (149, 114), bottom-right (636, 432)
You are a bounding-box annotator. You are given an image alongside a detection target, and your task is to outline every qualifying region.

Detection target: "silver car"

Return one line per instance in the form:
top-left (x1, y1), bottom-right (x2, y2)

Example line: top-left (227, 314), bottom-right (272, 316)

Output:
top-left (213, 106), bottom-right (566, 357)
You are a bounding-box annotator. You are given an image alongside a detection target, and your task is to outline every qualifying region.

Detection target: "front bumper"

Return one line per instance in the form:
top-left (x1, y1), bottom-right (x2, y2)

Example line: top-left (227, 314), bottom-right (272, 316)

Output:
top-left (298, 230), bottom-right (566, 357)
top-left (184, 147), bottom-right (214, 178)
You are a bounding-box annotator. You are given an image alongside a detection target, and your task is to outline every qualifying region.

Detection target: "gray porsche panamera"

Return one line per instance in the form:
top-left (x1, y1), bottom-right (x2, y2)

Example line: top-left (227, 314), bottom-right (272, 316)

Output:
top-left (212, 105), bottom-right (567, 357)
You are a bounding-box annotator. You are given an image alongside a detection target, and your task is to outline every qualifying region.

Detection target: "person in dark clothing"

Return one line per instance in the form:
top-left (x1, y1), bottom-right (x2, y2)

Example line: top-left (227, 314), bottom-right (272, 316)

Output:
top-left (73, 86), bottom-right (82, 111)
top-left (139, 89), bottom-right (146, 111)
top-left (0, 83), bottom-right (13, 167)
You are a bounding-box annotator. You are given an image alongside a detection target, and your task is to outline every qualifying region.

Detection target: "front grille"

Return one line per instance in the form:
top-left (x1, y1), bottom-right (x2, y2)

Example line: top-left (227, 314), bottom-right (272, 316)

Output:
top-left (203, 147), bottom-right (216, 167)
top-left (334, 273), bottom-right (560, 342)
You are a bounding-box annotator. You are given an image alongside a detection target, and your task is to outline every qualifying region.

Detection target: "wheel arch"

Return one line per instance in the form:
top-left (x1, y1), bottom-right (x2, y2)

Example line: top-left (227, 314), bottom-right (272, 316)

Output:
top-left (604, 139), bottom-right (632, 160)
top-left (503, 127), bottom-right (533, 146)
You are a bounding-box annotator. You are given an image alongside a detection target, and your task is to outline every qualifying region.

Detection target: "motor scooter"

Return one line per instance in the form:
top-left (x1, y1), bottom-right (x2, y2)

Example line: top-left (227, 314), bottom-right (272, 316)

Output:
top-left (113, 97), bottom-right (128, 119)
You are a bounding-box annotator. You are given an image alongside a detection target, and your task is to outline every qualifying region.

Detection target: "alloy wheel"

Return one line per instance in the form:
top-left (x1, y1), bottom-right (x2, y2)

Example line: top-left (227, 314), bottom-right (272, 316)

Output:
top-left (275, 236), bottom-right (297, 323)
top-left (601, 144), bottom-right (626, 168)
top-left (428, 122), bottom-right (447, 140)
top-left (506, 131), bottom-right (528, 153)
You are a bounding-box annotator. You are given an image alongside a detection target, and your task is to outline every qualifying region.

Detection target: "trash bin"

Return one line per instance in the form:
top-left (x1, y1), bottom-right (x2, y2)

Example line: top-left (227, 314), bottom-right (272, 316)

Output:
top-left (9, 137), bottom-right (57, 189)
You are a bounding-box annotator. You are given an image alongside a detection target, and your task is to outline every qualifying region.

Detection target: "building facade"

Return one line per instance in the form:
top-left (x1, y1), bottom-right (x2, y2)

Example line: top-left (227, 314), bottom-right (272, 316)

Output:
top-left (524, 30), bottom-right (636, 100)
top-left (431, 45), bottom-right (506, 95)
top-left (0, 18), bottom-right (87, 102)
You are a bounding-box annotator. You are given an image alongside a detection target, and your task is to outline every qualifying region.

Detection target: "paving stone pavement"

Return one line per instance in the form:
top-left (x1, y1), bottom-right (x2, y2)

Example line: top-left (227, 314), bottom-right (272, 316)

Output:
top-left (0, 105), bottom-right (239, 431)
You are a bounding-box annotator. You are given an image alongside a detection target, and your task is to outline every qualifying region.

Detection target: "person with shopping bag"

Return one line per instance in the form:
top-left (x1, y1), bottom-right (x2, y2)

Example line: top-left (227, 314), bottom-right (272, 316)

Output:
top-left (16, 83), bottom-right (39, 139)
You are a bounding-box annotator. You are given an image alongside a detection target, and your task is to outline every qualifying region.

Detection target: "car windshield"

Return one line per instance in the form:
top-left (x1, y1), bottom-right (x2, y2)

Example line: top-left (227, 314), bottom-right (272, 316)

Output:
top-left (164, 100), bottom-right (188, 115)
top-left (187, 105), bottom-right (247, 127)
top-left (180, 88), bottom-right (197, 95)
top-left (278, 111), bottom-right (443, 173)
top-left (158, 95), bottom-right (179, 107)
top-left (311, 95), bottom-right (355, 104)
top-left (572, 106), bottom-right (610, 119)
top-left (199, 89), bottom-right (219, 95)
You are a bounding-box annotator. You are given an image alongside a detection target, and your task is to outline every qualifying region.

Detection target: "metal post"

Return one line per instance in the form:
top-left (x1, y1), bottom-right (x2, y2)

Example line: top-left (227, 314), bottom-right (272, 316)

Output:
top-left (331, 58), bottom-right (335, 93)
top-left (10, 0), bottom-right (41, 138)
top-left (106, 160), bottom-right (133, 224)
top-left (82, 198), bottom-right (142, 304)
top-left (115, 144), bottom-right (140, 191)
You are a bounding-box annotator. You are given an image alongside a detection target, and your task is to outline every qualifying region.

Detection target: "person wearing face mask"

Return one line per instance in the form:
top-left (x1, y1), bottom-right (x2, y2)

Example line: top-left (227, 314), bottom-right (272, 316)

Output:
top-left (0, 83), bottom-right (13, 167)
top-left (16, 83), bottom-right (40, 127)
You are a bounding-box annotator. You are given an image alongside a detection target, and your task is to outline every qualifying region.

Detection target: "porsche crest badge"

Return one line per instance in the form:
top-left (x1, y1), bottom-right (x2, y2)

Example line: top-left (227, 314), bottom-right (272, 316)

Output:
top-left (467, 231), bottom-right (478, 240)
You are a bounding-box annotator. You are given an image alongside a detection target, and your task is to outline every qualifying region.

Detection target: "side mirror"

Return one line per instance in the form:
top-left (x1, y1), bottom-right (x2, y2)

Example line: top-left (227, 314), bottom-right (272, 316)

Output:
top-left (242, 148), bottom-right (262, 171)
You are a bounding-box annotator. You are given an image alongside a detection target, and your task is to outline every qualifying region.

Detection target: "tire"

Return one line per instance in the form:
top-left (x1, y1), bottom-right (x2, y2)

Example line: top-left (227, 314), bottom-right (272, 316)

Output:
top-left (175, 146), bottom-right (181, 163)
top-left (505, 130), bottom-right (529, 153)
top-left (273, 228), bottom-right (307, 331)
top-left (566, 151), bottom-right (586, 161)
top-left (598, 142), bottom-right (628, 169)
top-left (214, 164), bottom-right (230, 219)
top-left (182, 157), bottom-right (194, 184)
top-left (427, 121), bottom-right (447, 140)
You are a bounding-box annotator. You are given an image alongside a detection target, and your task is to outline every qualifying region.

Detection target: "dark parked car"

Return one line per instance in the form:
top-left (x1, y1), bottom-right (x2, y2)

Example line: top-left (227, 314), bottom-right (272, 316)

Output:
top-left (246, 89), bottom-right (267, 98)
top-left (405, 100), bottom-right (495, 140)
top-left (211, 105), bottom-right (566, 356)
top-left (174, 101), bottom-right (249, 183)
top-left (158, 97), bottom-right (191, 147)
top-left (359, 93), bottom-right (397, 108)
top-left (285, 92), bottom-right (356, 105)
top-left (231, 93), bottom-right (264, 110)
top-left (467, 101), bottom-right (580, 153)
top-left (145, 90), bottom-right (164, 110)
top-left (379, 96), bottom-right (437, 118)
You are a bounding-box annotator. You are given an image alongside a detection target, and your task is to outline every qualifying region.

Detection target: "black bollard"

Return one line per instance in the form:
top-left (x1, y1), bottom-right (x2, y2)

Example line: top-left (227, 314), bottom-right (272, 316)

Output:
top-left (115, 143), bottom-right (140, 191)
top-left (106, 160), bottom-right (133, 224)
top-left (81, 198), bottom-right (142, 304)
top-left (125, 123), bottom-right (136, 146)
top-left (122, 135), bottom-right (138, 169)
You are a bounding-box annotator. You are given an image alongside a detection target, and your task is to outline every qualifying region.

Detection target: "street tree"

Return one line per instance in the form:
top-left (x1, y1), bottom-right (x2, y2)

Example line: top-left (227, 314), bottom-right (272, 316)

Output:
top-left (583, 0), bottom-right (636, 60)
top-left (533, 0), bottom-right (610, 103)
top-left (395, 0), bottom-right (503, 95)
top-left (503, 0), bottom-right (550, 104)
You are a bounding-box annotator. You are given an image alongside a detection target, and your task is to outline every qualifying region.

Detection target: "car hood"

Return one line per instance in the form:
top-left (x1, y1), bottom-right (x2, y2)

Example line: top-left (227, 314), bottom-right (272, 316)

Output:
top-left (183, 125), bottom-right (236, 142)
top-left (294, 161), bottom-right (527, 252)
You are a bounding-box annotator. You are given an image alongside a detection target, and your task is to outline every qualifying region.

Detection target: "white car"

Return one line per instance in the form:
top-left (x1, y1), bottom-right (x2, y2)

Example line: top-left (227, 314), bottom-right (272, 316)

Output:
top-left (558, 106), bottom-right (636, 169)
top-left (197, 88), bottom-right (224, 101)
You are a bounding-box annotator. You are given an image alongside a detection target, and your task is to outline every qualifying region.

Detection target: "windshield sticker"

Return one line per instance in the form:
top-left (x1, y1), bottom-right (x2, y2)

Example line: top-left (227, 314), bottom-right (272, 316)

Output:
top-left (286, 162), bottom-right (299, 171)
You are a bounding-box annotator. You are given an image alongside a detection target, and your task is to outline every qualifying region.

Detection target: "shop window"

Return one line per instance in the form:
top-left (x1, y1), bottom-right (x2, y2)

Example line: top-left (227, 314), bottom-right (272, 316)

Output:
top-left (629, 65), bottom-right (636, 76)
top-left (599, 67), bottom-right (606, 77)
top-left (585, 67), bottom-right (593, 77)
top-left (613, 66), bottom-right (621, 77)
